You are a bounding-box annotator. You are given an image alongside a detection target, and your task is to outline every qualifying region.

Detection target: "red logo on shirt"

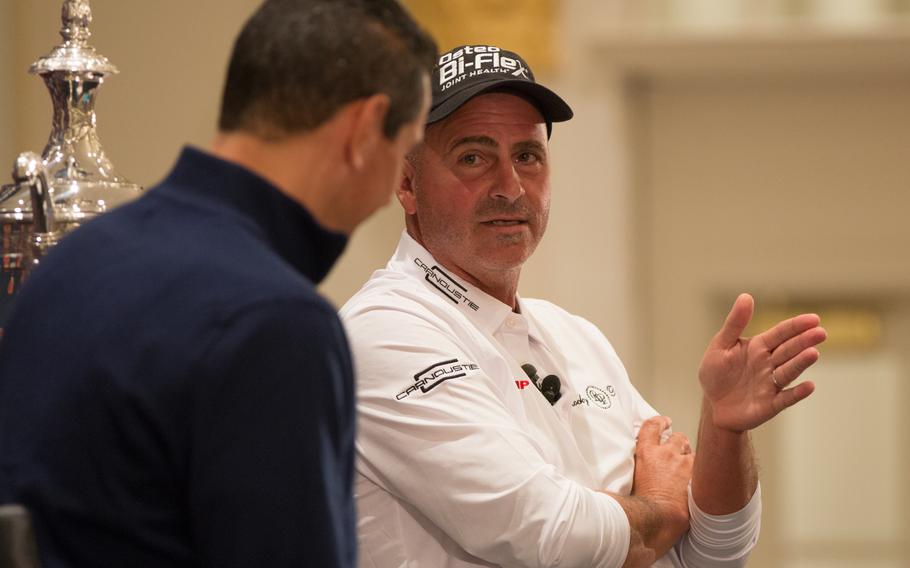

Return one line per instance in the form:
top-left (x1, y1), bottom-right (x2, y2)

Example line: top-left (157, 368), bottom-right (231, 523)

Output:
top-left (515, 379), bottom-right (531, 390)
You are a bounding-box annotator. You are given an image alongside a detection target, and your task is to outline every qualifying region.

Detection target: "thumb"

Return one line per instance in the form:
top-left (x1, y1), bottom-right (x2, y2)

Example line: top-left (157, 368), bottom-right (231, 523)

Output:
top-left (637, 416), bottom-right (671, 447)
top-left (714, 293), bottom-right (754, 348)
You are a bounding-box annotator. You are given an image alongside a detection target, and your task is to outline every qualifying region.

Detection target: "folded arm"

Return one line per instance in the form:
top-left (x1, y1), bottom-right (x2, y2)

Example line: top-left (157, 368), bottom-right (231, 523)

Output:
top-left (348, 304), bottom-right (657, 568)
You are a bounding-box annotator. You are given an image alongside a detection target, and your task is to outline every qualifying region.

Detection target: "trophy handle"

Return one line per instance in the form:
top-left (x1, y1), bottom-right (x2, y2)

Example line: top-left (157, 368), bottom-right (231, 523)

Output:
top-left (13, 153), bottom-right (60, 260)
top-left (13, 153), bottom-right (55, 234)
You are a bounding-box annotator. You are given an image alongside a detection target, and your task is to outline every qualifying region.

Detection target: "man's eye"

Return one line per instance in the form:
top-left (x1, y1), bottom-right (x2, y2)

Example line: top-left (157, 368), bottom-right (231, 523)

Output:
top-left (516, 152), bottom-right (539, 164)
top-left (460, 153), bottom-right (479, 166)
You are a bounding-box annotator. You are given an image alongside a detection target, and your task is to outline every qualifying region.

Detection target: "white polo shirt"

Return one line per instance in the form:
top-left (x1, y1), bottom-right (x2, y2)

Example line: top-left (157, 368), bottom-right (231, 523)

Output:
top-left (341, 233), bottom-right (760, 568)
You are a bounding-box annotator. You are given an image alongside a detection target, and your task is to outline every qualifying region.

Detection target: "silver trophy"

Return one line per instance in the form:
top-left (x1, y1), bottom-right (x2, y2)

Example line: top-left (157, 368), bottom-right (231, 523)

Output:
top-left (0, 0), bottom-right (142, 325)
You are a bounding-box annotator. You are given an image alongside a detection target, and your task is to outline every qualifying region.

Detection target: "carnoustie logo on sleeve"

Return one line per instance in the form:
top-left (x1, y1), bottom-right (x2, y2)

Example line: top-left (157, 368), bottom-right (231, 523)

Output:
top-left (414, 258), bottom-right (479, 311)
top-left (395, 358), bottom-right (480, 400)
top-left (438, 45), bottom-right (529, 93)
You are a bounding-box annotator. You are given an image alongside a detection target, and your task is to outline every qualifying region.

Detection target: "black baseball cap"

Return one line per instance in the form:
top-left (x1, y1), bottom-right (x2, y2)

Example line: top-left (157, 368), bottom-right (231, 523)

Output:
top-left (428, 44), bottom-right (573, 136)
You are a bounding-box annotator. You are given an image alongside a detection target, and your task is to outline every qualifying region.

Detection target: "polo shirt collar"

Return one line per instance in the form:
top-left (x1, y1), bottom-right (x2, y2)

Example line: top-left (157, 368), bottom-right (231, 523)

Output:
top-left (391, 231), bottom-right (516, 335)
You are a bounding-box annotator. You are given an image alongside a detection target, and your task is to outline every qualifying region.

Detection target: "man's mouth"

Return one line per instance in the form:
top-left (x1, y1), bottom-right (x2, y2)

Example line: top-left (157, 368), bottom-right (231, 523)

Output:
top-left (482, 219), bottom-right (527, 226)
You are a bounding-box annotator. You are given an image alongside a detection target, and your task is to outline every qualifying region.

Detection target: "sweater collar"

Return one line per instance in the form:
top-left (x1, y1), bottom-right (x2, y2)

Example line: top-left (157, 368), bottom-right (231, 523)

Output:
top-left (157, 146), bottom-right (347, 284)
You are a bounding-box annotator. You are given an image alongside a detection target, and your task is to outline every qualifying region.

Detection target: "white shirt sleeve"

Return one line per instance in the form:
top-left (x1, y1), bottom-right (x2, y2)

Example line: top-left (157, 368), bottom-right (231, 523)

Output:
top-left (346, 300), bottom-right (631, 568)
top-left (675, 483), bottom-right (762, 567)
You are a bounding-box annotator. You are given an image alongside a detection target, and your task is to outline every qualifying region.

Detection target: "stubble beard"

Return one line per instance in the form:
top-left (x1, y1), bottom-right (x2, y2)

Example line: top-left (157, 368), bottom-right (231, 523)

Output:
top-left (472, 196), bottom-right (548, 270)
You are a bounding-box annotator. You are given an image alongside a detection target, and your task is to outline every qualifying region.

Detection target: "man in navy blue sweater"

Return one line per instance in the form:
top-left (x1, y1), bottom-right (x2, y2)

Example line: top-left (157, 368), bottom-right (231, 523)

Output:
top-left (0, 1), bottom-right (435, 566)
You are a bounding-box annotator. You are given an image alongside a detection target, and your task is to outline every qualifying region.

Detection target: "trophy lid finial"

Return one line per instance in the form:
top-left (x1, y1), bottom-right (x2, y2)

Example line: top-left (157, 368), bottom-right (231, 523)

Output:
top-left (61, 0), bottom-right (93, 45)
top-left (30, 0), bottom-right (117, 76)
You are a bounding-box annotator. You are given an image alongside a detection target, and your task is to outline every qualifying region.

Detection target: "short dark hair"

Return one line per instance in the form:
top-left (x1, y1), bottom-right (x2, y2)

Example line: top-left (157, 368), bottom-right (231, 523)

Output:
top-left (218, 0), bottom-right (437, 140)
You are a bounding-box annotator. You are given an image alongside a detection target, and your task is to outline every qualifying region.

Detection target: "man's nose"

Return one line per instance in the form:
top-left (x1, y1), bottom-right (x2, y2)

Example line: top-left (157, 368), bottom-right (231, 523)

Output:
top-left (489, 160), bottom-right (524, 202)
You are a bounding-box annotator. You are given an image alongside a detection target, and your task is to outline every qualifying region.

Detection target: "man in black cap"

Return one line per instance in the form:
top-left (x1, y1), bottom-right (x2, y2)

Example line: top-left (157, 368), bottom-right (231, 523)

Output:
top-left (341, 44), bottom-right (825, 567)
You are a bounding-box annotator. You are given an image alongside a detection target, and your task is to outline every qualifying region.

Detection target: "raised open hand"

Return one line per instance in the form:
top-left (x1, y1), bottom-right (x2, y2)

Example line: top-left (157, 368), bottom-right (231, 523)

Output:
top-left (698, 293), bottom-right (827, 432)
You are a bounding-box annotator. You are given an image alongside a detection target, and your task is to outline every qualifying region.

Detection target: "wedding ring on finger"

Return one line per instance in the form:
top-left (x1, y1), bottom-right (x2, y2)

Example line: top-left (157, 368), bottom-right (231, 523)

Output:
top-left (771, 369), bottom-right (783, 390)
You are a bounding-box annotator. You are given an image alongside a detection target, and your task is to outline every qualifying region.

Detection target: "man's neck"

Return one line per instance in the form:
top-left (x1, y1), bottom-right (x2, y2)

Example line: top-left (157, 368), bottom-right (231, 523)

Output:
top-left (460, 266), bottom-right (521, 311)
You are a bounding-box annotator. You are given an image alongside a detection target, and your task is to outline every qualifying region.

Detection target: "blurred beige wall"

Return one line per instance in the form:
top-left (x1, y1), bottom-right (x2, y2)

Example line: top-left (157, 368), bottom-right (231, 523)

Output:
top-left (637, 74), bottom-right (910, 566)
top-left (639, 73), bottom-right (910, 424)
top-left (0, 0), bottom-right (15, 168)
top-left (564, 1), bottom-right (910, 566)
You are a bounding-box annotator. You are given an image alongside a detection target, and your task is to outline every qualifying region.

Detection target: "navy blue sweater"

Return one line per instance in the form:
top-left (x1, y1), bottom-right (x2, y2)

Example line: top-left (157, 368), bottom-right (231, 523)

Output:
top-left (0, 148), bottom-right (355, 567)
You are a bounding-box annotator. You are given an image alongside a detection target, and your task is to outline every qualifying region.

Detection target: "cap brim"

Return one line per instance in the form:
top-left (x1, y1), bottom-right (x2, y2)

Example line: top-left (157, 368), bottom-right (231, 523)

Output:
top-left (427, 78), bottom-right (574, 126)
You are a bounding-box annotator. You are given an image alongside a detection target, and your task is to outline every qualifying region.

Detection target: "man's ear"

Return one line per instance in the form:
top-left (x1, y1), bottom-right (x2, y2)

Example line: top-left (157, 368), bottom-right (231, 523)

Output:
top-left (346, 93), bottom-right (391, 170)
top-left (397, 158), bottom-right (418, 215)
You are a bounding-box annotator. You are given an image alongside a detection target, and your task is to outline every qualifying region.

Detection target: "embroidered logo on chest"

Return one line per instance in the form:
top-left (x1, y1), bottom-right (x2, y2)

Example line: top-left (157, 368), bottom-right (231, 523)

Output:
top-left (571, 385), bottom-right (617, 410)
top-left (395, 358), bottom-right (479, 400)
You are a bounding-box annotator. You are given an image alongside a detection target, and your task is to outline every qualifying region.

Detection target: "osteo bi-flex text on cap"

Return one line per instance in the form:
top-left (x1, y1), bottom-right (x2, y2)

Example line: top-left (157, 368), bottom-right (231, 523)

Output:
top-left (428, 44), bottom-right (573, 136)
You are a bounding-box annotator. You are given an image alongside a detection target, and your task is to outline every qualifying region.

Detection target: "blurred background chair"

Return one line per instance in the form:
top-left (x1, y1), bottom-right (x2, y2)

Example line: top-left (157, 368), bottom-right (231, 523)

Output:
top-left (0, 505), bottom-right (41, 568)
